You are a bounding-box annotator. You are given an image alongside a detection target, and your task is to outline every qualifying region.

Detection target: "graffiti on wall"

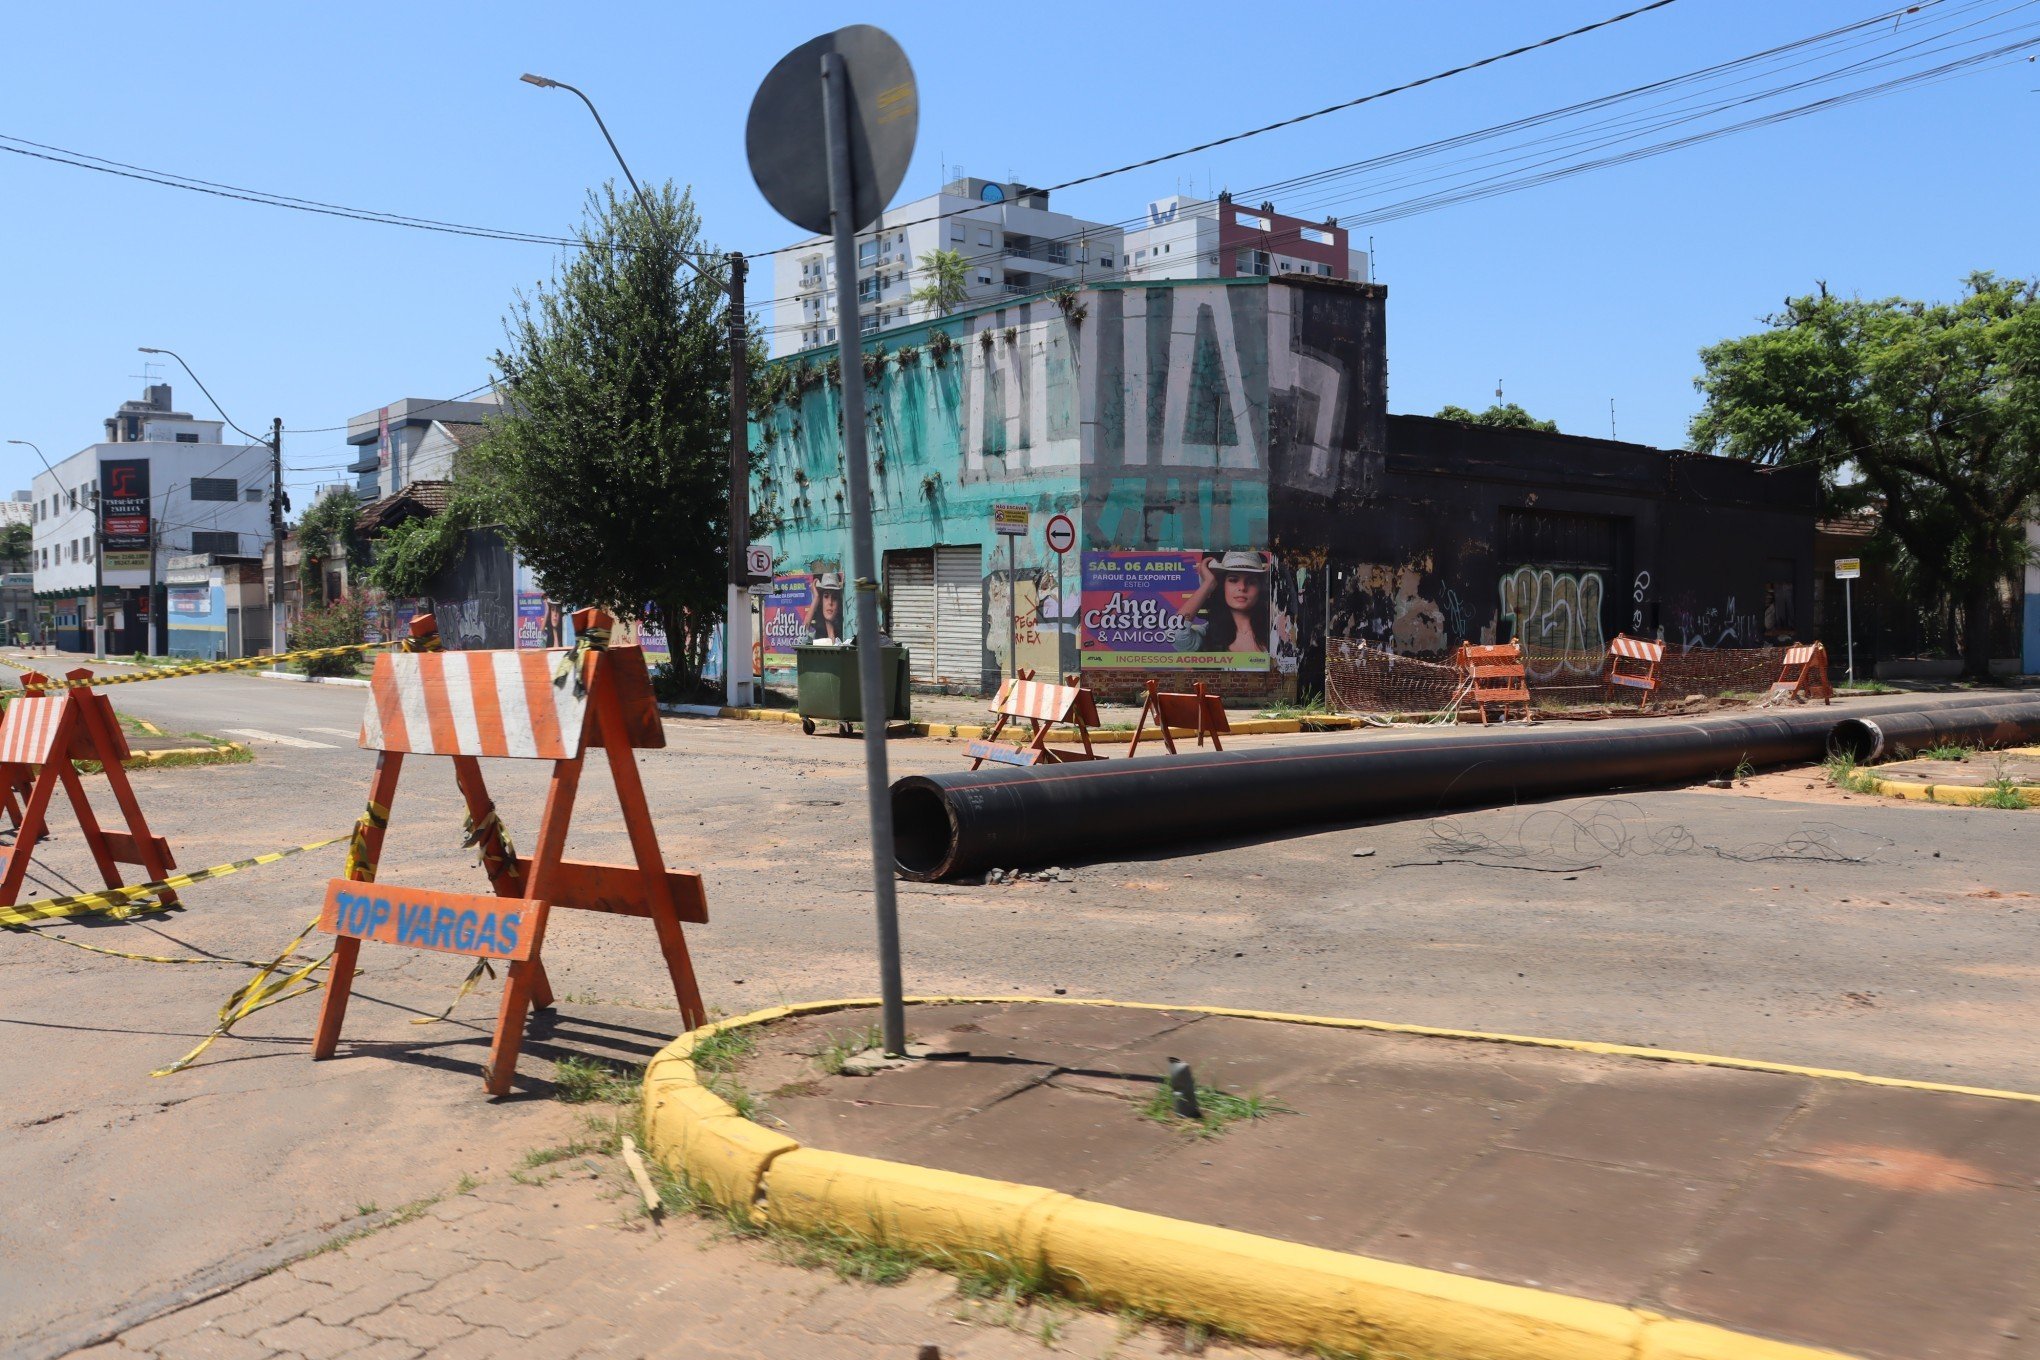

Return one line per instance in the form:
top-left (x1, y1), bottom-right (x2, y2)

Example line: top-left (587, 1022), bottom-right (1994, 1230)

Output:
top-left (1499, 567), bottom-right (1606, 679)
top-left (1669, 596), bottom-right (1758, 653)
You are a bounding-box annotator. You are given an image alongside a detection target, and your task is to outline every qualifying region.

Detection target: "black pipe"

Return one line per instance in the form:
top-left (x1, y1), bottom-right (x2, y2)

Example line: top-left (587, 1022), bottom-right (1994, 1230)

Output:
top-left (1829, 700), bottom-right (2040, 763)
top-left (892, 698), bottom-right (2040, 881)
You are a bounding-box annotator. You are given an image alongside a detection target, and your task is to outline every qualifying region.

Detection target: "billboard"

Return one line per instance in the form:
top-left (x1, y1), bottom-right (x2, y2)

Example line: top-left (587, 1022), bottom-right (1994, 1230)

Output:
top-left (1079, 550), bottom-right (1273, 672)
top-left (168, 585), bottom-right (211, 617)
top-left (99, 457), bottom-right (151, 572)
top-left (761, 574), bottom-right (815, 669)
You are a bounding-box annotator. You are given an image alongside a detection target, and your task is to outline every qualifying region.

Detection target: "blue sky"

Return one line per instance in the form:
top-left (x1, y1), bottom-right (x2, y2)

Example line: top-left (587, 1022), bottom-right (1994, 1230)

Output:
top-left (1, 1), bottom-right (2033, 510)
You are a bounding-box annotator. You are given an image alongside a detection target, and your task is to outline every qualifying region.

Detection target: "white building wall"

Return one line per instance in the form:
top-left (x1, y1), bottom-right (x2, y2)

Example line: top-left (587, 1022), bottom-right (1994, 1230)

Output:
top-left (32, 438), bottom-right (272, 595)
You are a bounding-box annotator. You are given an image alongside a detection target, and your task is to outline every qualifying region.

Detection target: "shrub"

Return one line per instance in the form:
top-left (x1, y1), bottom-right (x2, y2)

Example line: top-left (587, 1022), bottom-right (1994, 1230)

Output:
top-left (292, 594), bottom-right (369, 676)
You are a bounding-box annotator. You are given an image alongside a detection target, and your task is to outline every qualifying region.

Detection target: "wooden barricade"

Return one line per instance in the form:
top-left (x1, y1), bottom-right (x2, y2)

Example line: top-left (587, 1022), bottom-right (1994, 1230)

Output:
top-left (0, 668), bottom-right (178, 907)
top-left (966, 670), bottom-right (1105, 769)
top-left (313, 610), bottom-right (707, 1097)
top-left (1602, 634), bottom-right (1666, 708)
top-left (1126, 680), bottom-right (1229, 756)
top-left (1762, 642), bottom-right (1832, 707)
top-left (1451, 643), bottom-right (1532, 724)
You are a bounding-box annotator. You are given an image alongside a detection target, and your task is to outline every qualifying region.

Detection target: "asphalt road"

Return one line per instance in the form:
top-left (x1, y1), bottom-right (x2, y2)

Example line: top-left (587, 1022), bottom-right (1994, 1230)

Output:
top-left (1, 667), bottom-right (2034, 1354)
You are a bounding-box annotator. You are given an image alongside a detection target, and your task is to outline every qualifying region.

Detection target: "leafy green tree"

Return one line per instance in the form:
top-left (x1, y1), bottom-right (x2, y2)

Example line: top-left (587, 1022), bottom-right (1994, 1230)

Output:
top-left (1692, 273), bottom-right (2040, 678)
top-left (911, 248), bottom-right (970, 317)
top-left (470, 182), bottom-right (742, 684)
top-left (293, 487), bottom-right (363, 604)
top-left (1436, 402), bottom-right (1558, 433)
top-left (0, 520), bottom-right (31, 571)
top-left (365, 507), bottom-right (467, 600)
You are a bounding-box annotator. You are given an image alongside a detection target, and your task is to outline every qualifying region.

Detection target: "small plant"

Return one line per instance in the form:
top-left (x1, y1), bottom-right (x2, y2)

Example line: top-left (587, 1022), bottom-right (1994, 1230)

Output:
top-left (929, 330), bottom-right (955, 365)
top-left (690, 1026), bottom-right (757, 1074)
top-left (1002, 326), bottom-right (1018, 345)
top-left (551, 1056), bottom-right (641, 1104)
top-left (355, 1201), bottom-right (379, 1217)
top-left (760, 425), bottom-right (776, 447)
top-left (455, 1172), bottom-right (478, 1195)
top-left (792, 467), bottom-right (808, 486)
top-left (1922, 744), bottom-right (1971, 761)
top-left (1259, 691), bottom-right (1334, 722)
top-left (863, 345), bottom-right (888, 383)
top-left (817, 1022), bottom-right (885, 1076)
top-left (290, 594), bottom-right (371, 677)
top-left (772, 1225), bottom-right (924, 1286)
top-left (921, 473), bottom-right (941, 501)
top-left (979, 330), bottom-right (994, 351)
top-left (1140, 1084), bottom-right (1293, 1138)
top-left (1052, 287), bottom-right (1088, 326)
top-left (894, 343), bottom-right (921, 367)
top-left (1733, 754), bottom-right (1756, 783)
top-left (1980, 757), bottom-right (2032, 810)
top-left (522, 1138), bottom-right (599, 1169)
top-left (1823, 751), bottom-right (1877, 795)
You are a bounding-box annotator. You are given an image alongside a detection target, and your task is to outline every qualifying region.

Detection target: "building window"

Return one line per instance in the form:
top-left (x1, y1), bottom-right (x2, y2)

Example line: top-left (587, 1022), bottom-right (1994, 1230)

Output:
top-left (245, 487), bottom-right (263, 502)
top-left (1233, 210), bottom-right (1271, 230)
top-left (191, 477), bottom-right (237, 502)
top-left (978, 228), bottom-right (994, 247)
top-left (858, 240), bottom-right (878, 265)
top-left (1101, 255), bottom-right (1113, 267)
top-left (67, 489), bottom-right (76, 509)
top-left (1299, 226), bottom-right (1333, 245)
top-left (83, 540), bottom-right (91, 560)
top-left (191, 531), bottom-right (239, 555)
top-left (1320, 263), bottom-right (1332, 276)
top-left (175, 432), bottom-right (199, 443)
top-left (69, 540), bottom-right (78, 562)
top-left (951, 221), bottom-right (966, 242)
top-left (1235, 249), bottom-right (1270, 276)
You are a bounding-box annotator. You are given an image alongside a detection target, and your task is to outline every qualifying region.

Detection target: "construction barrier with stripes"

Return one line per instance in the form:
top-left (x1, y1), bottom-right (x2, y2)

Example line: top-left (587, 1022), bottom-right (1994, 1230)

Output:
top-left (1326, 637), bottom-right (1837, 721)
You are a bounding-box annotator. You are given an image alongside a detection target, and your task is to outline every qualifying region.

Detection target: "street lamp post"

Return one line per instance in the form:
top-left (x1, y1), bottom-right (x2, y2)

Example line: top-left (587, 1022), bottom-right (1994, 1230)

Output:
top-left (521, 74), bottom-right (754, 708)
top-left (7, 438), bottom-right (71, 652)
top-left (137, 348), bottom-right (287, 657)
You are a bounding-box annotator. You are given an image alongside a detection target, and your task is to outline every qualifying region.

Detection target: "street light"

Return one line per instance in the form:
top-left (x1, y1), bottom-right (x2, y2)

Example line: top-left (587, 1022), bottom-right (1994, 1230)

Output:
top-left (135, 348), bottom-right (286, 657)
top-left (6, 439), bottom-right (60, 650)
top-left (520, 74), bottom-right (755, 708)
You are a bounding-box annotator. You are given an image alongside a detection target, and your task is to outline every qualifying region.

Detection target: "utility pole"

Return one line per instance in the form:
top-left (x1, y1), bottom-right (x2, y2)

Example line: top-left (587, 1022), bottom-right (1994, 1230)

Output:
top-left (725, 251), bottom-right (755, 707)
top-left (270, 417), bottom-right (286, 655)
top-left (92, 487), bottom-right (105, 660)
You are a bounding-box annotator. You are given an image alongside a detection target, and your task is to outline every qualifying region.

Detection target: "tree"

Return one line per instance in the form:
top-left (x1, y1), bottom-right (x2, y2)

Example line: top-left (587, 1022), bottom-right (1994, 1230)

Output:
top-left (294, 486), bottom-right (363, 605)
top-left (1436, 402), bottom-right (1558, 433)
top-left (1691, 273), bottom-right (2040, 678)
top-left (910, 248), bottom-right (970, 317)
top-left (0, 520), bottom-right (30, 572)
top-left (470, 181), bottom-right (742, 686)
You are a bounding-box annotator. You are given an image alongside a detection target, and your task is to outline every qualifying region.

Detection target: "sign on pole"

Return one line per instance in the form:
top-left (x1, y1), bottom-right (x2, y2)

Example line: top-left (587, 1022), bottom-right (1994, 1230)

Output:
top-left (1044, 513), bottom-right (1076, 555)
top-left (993, 504), bottom-right (1030, 536)
top-left (1834, 558), bottom-right (1861, 580)
top-left (99, 457), bottom-right (152, 573)
top-left (745, 545), bottom-right (774, 581)
top-left (747, 25), bottom-right (919, 1059)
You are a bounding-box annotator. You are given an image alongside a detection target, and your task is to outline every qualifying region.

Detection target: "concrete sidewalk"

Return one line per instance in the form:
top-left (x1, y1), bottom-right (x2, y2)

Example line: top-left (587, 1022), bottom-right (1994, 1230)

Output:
top-left (721, 1001), bottom-right (2040, 1360)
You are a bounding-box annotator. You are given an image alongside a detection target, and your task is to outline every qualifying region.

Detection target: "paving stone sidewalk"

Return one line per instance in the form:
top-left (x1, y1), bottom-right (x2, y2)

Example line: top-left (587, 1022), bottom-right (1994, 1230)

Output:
top-left (733, 1002), bottom-right (2040, 1360)
top-left (67, 1151), bottom-right (1284, 1360)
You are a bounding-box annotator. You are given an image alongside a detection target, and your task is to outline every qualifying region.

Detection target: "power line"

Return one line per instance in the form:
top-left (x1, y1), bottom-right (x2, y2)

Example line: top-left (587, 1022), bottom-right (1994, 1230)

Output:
top-left (740, 0), bottom-right (1685, 263)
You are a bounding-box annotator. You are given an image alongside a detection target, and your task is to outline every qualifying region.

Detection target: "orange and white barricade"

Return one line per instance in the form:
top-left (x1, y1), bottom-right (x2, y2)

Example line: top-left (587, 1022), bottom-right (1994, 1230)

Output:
top-left (0, 668), bottom-right (178, 907)
top-left (1602, 634), bottom-right (1665, 708)
top-left (313, 610), bottom-right (705, 1097)
top-left (1451, 643), bottom-right (1532, 724)
top-left (1762, 642), bottom-right (1832, 707)
top-left (966, 670), bottom-right (1104, 768)
top-left (1127, 680), bottom-right (1230, 756)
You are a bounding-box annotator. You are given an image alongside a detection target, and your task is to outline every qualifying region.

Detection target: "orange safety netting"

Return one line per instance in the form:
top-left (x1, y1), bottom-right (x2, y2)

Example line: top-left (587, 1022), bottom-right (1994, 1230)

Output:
top-left (1325, 639), bottom-right (1818, 722)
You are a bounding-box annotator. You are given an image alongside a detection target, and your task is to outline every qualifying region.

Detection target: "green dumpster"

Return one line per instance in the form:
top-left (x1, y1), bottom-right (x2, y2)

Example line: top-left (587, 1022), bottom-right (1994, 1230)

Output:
top-left (795, 642), bottom-right (911, 734)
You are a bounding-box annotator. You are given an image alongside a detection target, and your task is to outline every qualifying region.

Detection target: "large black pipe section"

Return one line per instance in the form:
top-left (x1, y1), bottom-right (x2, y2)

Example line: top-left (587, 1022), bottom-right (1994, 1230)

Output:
top-left (892, 699), bottom-right (2040, 881)
top-left (1830, 700), bottom-right (2040, 763)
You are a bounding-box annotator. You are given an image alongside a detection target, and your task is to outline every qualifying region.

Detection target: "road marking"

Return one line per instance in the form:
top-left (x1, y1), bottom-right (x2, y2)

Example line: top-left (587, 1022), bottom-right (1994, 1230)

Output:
top-left (306, 726), bottom-right (363, 740)
top-left (222, 728), bottom-right (335, 749)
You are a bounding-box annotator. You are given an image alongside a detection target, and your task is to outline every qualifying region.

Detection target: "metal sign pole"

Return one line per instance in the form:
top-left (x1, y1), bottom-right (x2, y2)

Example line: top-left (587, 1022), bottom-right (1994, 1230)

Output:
top-left (1008, 535), bottom-right (1018, 681)
top-left (1845, 576), bottom-right (1855, 687)
top-left (821, 50), bottom-right (907, 1057)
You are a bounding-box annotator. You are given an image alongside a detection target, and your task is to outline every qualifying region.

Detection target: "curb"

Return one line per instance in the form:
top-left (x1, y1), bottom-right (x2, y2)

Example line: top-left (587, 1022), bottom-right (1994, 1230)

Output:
top-left (256, 670), bottom-right (373, 688)
top-left (643, 997), bottom-right (1904, 1360)
top-left (1860, 773), bottom-right (2039, 808)
top-left (125, 742), bottom-right (248, 764)
top-left (666, 704), bottom-right (1361, 743)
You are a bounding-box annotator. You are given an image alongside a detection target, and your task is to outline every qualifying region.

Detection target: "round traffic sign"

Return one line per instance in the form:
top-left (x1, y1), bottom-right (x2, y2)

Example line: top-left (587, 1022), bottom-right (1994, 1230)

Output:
top-left (745, 26), bottom-right (919, 237)
top-left (1045, 513), bottom-right (1076, 555)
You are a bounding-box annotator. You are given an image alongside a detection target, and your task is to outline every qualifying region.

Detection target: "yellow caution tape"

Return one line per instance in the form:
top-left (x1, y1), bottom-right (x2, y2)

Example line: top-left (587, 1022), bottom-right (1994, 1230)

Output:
top-left (411, 956), bottom-right (495, 1025)
top-left (0, 642), bottom-right (394, 690)
top-left (342, 801), bottom-right (390, 883)
top-left (0, 835), bottom-right (347, 928)
top-left (152, 914), bottom-right (331, 1076)
top-left (553, 622), bottom-right (609, 697)
top-left (8, 929), bottom-right (283, 968)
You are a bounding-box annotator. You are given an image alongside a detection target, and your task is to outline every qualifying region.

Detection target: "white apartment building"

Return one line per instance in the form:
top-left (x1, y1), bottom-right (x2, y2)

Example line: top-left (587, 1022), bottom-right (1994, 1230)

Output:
top-left (769, 177), bottom-right (1124, 356)
top-left (33, 383), bottom-right (272, 652)
top-left (345, 393), bottom-right (505, 501)
top-left (1120, 194), bottom-right (1369, 285)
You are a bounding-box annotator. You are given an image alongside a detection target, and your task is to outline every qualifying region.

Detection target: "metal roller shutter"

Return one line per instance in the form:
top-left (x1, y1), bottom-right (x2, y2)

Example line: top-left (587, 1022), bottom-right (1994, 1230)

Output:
top-left (934, 546), bottom-right (984, 690)
top-left (885, 550), bottom-right (936, 683)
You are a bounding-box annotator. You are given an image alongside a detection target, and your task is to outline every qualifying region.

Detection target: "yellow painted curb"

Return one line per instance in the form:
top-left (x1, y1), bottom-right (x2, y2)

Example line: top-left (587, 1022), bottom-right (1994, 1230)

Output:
top-left (641, 998), bottom-right (1889, 1360)
top-left (1861, 773), bottom-right (2039, 807)
top-left (124, 742), bottom-right (247, 764)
